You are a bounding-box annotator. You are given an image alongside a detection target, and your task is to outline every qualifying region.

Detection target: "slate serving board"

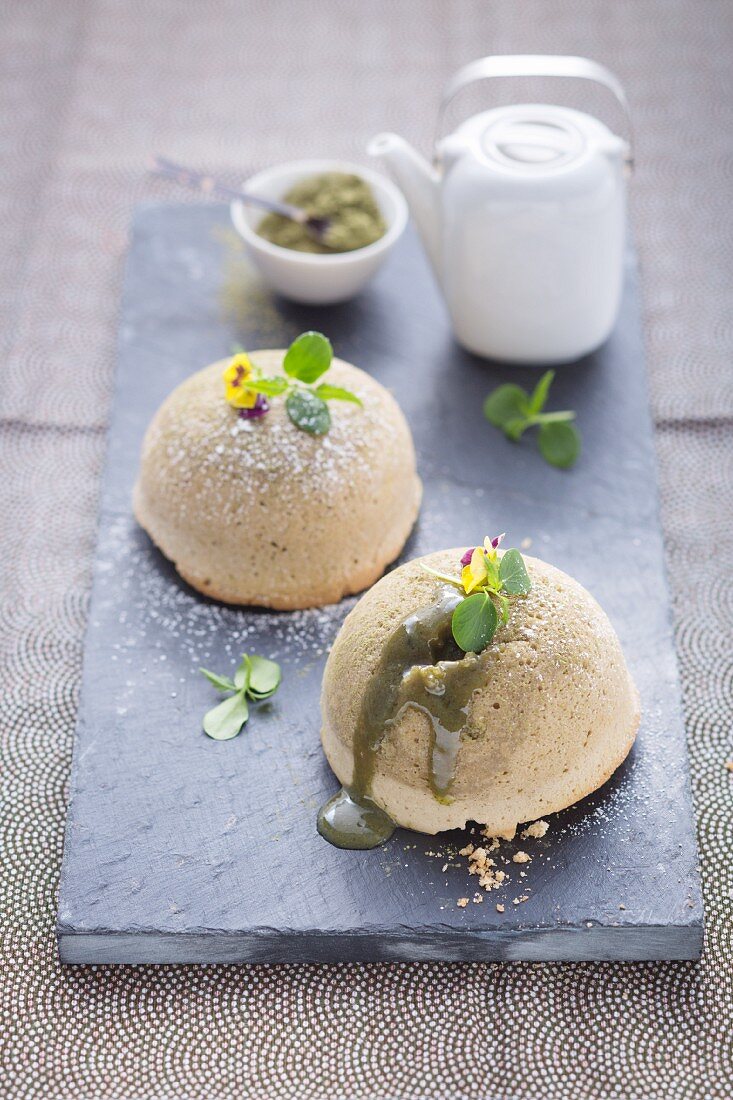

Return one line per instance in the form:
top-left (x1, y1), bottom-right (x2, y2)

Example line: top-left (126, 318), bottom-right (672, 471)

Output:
top-left (57, 204), bottom-right (702, 964)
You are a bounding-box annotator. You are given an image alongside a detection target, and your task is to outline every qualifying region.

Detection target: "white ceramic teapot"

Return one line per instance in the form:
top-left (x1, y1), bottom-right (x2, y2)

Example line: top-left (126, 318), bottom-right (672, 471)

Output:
top-left (369, 55), bottom-right (633, 364)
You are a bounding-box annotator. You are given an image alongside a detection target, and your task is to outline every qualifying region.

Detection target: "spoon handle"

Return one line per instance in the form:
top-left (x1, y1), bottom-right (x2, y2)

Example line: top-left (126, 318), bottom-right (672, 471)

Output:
top-left (150, 157), bottom-right (311, 224)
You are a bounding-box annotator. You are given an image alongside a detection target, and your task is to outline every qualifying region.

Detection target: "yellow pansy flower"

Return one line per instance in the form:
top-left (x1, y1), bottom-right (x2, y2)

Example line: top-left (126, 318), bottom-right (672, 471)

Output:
top-left (223, 353), bottom-right (258, 409)
top-left (483, 533), bottom-right (504, 561)
top-left (461, 546), bottom-right (488, 594)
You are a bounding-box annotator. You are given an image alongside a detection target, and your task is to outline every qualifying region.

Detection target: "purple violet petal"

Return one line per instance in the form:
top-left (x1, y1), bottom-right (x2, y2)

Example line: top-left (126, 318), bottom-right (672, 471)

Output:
top-left (460, 548), bottom-right (475, 566)
top-left (238, 394), bottom-right (269, 420)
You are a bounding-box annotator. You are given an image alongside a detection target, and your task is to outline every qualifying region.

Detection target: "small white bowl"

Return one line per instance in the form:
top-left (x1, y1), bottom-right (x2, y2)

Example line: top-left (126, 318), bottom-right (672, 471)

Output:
top-left (230, 158), bottom-right (407, 305)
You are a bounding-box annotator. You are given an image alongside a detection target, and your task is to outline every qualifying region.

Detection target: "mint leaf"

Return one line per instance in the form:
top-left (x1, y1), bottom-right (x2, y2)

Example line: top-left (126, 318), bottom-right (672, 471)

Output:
top-left (200, 652), bottom-right (282, 739)
top-left (504, 417), bottom-right (530, 442)
top-left (199, 668), bottom-right (237, 693)
top-left (203, 691), bottom-right (249, 740)
top-left (528, 370), bottom-right (555, 416)
top-left (234, 654), bottom-right (251, 691)
top-left (313, 383), bottom-right (362, 406)
top-left (451, 593), bottom-right (498, 653)
top-left (484, 370), bottom-right (580, 469)
top-left (247, 655), bottom-right (282, 699)
top-left (538, 421), bottom-right (581, 469)
top-left (283, 331), bottom-right (333, 383)
top-left (253, 376), bottom-right (290, 397)
top-left (286, 388), bottom-right (331, 435)
top-left (483, 553), bottom-right (501, 591)
top-left (483, 384), bottom-right (529, 429)
top-left (499, 549), bottom-right (532, 595)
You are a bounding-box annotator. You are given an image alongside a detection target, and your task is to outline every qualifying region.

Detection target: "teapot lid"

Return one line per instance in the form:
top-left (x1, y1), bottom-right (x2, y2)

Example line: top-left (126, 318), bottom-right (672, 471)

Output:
top-left (443, 104), bottom-right (627, 175)
top-left (436, 56), bottom-right (634, 172)
top-left (435, 103), bottom-right (625, 176)
top-left (480, 107), bottom-right (585, 170)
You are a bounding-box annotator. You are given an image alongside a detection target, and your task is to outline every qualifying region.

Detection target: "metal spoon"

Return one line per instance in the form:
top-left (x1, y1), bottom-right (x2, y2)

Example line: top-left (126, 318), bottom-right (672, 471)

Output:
top-left (149, 156), bottom-right (333, 245)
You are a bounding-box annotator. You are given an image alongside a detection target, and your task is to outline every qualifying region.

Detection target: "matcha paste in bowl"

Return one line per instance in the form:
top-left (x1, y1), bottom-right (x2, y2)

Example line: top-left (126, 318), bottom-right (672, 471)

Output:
top-left (256, 172), bottom-right (387, 253)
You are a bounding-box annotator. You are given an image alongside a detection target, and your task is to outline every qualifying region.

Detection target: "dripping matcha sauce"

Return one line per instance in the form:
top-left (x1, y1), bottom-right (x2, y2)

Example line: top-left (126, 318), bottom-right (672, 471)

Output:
top-left (317, 588), bottom-right (489, 850)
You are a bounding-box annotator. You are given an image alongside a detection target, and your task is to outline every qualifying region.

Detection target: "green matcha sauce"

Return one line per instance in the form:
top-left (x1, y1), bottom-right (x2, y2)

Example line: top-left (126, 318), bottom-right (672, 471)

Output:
top-left (317, 588), bottom-right (489, 850)
top-left (257, 172), bottom-right (386, 254)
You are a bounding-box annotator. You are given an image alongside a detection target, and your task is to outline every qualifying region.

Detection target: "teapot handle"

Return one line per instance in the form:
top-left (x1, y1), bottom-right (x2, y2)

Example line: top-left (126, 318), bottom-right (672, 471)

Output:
top-left (436, 55), bottom-right (634, 171)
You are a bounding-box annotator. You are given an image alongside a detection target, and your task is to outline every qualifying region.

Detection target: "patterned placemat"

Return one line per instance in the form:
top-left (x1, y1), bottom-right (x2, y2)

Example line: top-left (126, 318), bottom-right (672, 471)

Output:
top-left (1, 1), bottom-right (732, 1097)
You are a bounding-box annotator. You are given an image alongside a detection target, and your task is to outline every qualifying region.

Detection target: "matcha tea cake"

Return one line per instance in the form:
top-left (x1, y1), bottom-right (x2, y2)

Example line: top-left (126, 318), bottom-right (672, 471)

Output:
top-left (133, 334), bottom-right (421, 609)
top-left (318, 540), bottom-right (640, 846)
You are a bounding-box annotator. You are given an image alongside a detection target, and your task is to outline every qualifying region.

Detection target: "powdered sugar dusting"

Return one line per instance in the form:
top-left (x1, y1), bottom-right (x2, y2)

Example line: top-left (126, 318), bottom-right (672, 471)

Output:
top-left (97, 513), bottom-right (355, 675)
top-left (140, 353), bottom-right (407, 530)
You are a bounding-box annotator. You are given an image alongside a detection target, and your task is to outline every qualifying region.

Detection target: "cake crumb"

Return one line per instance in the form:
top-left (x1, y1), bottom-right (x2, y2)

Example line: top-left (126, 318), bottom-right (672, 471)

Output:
top-left (442, 863), bottom-right (448, 873)
top-left (473, 893), bottom-right (483, 904)
top-left (459, 837), bottom-right (510, 892)
top-left (479, 831), bottom-right (501, 851)
top-left (457, 897), bottom-right (469, 908)
top-left (496, 903), bottom-right (505, 913)
top-left (725, 760), bottom-right (733, 772)
top-left (513, 895), bottom-right (529, 905)
top-left (513, 851), bottom-right (531, 864)
top-left (619, 903), bottom-right (626, 910)
top-left (521, 819), bottom-right (549, 839)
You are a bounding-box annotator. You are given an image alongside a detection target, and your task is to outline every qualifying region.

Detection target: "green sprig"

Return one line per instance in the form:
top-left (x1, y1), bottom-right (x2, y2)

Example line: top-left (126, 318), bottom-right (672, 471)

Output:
top-left (452, 550), bottom-right (531, 652)
top-left (285, 387), bottom-right (331, 435)
top-left (283, 331), bottom-right (333, 384)
top-left (251, 331), bottom-right (362, 435)
top-left (199, 653), bottom-right (282, 740)
top-left (422, 543), bottom-right (532, 654)
top-left (451, 592), bottom-right (498, 653)
top-left (483, 370), bottom-right (581, 468)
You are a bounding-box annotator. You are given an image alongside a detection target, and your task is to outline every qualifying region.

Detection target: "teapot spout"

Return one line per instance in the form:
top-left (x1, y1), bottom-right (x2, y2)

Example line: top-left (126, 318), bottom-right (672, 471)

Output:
top-left (368, 133), bottom-right (441, 277)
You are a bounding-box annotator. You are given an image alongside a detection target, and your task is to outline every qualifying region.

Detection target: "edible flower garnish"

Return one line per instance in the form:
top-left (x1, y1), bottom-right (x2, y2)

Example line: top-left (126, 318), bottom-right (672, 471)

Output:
top-left (222, 331), bottom-right (361, 435)
top-left (199, 652), bottom-right (282, 741)
top-left (483, 370), bottom-right (581, 469)
top-left (224, 353), bottom-right (259, 409)
top-left (422, 534), bottom-right (532, 654)
top-left (460, 533), bottom-right (503, 566)
top-left (239, 393), bottom-right (269, 420)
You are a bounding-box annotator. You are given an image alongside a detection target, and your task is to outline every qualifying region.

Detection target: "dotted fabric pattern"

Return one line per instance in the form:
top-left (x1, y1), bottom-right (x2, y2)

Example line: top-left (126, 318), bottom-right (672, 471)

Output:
top-left (1, 1), bottom-right (732, 1097)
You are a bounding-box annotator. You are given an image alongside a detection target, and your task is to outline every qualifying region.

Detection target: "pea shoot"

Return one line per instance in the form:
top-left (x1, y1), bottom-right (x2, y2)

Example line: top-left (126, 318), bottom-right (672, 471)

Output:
top-left (483, 370), bottom-right (581, 469)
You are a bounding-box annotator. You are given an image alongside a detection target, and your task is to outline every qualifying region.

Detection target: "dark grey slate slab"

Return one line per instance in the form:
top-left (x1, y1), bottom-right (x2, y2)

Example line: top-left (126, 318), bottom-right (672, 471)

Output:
top-left (57, 204), bottom-right (703, 964)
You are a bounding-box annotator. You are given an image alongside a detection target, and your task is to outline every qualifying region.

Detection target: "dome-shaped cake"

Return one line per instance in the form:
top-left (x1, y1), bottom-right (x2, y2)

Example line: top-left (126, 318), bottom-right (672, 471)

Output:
top-left (133, 350), bottom-right (421, 609)
top-left (320, 548), bottom-right (639, 838)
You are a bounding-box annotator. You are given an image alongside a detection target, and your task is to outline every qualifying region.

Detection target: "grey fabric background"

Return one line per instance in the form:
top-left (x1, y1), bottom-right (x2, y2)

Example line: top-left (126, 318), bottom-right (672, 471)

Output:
top-left (1, 1), bottom-right (732, 1097)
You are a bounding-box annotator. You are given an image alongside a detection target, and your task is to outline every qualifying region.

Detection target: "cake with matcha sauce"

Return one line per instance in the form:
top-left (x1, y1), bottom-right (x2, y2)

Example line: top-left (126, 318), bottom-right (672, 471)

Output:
top-left (318, 539), bottom-right (640, 848)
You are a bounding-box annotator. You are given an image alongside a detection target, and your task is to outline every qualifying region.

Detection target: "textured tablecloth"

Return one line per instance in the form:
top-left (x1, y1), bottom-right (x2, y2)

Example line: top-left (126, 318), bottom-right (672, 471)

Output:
top-left (1, 2), bottom-right (732, 1097)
